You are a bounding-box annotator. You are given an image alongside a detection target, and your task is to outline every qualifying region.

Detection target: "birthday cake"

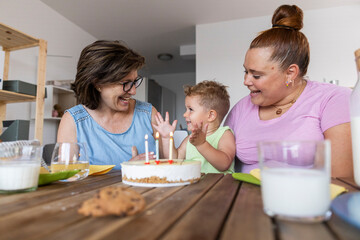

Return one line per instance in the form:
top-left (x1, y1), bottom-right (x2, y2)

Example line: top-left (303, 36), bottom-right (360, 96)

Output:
top-left (121, 160), bottom-right (201, 187)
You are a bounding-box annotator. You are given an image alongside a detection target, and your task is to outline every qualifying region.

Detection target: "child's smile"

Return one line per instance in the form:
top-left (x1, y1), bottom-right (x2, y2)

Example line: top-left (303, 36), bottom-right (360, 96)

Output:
top-left (183, 95), bottom-right (209, 130)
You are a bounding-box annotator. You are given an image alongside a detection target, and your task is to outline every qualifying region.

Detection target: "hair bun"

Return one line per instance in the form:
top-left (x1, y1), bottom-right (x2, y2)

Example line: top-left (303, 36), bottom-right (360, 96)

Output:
top-left (272, 5), bottom-right (303, 31)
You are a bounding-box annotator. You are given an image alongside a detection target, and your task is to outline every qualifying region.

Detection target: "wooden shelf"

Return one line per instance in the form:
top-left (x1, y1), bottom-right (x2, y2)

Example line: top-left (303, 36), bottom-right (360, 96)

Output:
top-left (0, 23), bottom-right (39, 51)
top-left (52, 85), bottom-right (73, 94)
top-left (44, 117), bottom-right (61, 121)
top-left (31, 117), bottom-right (61, 121)
top-left (0, 22), bottom-right (47, 143)
top-left (0, 90), bottom-right (36, 103)
top-left (31, 85), bottom-right (75, 121)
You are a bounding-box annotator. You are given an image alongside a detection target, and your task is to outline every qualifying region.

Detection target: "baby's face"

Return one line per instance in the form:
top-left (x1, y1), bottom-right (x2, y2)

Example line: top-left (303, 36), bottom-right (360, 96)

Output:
top-left (183, 95), bottom-right (209, 129)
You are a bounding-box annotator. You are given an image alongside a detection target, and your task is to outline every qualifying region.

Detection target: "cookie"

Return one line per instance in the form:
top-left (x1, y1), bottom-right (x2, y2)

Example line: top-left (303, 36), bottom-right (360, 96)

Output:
top-left (98, 186), bottom-right (146, 216)
top-left (78, 186), bottom-right (145, 217)
top-left (78, 197), bottom-right (107, 217)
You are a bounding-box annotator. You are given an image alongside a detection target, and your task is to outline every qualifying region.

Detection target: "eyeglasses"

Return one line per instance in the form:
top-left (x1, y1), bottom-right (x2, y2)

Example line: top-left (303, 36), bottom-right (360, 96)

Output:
top-left (119, 76), bottom-right (144, 92)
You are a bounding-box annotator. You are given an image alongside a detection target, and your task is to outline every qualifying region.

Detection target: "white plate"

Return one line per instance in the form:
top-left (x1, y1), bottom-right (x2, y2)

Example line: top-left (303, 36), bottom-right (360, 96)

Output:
top-left (122, 180), bottom-right (198, 188)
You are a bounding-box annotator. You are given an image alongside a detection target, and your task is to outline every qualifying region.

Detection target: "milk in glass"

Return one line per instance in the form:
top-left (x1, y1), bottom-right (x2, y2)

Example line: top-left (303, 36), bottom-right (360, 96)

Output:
top-left (262, 168), bottom-right (330, 217)
top-left (0, 163), bottom-right (40, 191)
top-left (351, 48), bottom-right (360, 186)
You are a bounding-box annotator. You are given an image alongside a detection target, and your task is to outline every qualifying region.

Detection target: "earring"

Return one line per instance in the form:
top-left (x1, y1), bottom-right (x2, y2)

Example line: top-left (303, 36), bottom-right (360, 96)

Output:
top-left (286, 78), bottom-right (293, 87)
top-left (98, 87), bottom-right (101, 92)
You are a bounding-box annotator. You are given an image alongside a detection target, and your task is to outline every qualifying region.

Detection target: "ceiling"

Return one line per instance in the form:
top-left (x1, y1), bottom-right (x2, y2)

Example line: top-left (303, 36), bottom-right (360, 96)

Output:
top-left (41, 0), bottom-right (359, 75)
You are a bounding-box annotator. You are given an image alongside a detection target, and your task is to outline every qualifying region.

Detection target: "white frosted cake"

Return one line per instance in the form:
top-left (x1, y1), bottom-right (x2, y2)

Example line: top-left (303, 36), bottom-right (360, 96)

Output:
top-left (121, 160), bottom-right (201, 187)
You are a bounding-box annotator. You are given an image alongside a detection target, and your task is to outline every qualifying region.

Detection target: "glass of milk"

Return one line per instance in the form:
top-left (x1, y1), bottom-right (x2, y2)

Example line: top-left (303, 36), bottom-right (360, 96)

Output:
top-left (50, 142), bottom-right (89, 182)
top-left (258, 140), bottom-right (331, 222)
top-left (0, 144), bottom-right (42, 193)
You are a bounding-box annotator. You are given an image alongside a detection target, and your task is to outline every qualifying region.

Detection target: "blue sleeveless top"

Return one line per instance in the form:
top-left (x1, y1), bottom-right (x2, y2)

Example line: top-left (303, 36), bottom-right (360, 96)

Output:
top-left (66, 101), bottom-right (156, 169)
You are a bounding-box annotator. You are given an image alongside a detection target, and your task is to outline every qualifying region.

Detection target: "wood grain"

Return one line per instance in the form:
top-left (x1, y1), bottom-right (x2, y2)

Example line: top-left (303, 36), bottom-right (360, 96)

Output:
top-left (220, 182), bottom-right (275, 240)
top-left (161, 174), bottom-right (239, 240)
top-left (1, 171), bottom-right (359, 240)
top-left (102, 174), bottom-right (223, 240)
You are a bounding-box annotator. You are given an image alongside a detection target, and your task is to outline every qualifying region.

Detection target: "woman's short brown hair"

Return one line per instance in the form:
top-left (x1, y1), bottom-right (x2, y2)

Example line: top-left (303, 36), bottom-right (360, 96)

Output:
top-left (184, 80), bottom-right (230, 122)
top-left (71, 40), bottom-right (145, 109)
top-left (250, 5), bottom-right (310, 77)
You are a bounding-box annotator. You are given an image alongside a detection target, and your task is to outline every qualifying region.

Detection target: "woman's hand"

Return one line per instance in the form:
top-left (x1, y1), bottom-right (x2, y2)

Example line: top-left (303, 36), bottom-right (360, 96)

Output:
top-left (152, 112), bottom-right (177, 139)
top-left (189, 121), bottom-right (208, 147)
top-left (129, 146), bottom-right (155, 161)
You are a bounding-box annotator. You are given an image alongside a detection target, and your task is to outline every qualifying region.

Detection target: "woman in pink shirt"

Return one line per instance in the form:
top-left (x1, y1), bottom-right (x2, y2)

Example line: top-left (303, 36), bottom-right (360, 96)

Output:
top-left (225, 5), bottom-right (353, 177)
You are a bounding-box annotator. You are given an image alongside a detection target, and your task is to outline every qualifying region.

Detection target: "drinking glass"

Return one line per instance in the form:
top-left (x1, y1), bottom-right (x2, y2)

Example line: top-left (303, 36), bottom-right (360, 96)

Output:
top-left (0, 143), bottom-right (42, 193)
top-left (258, 140), bottom-right (332, 222)
top-left (50, 142), bottom-right (89, 182)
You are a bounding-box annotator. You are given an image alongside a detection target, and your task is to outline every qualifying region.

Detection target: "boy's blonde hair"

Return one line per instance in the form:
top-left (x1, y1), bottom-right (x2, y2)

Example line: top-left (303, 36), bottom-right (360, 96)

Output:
top-left (184, 80), bottom-right (230, 122)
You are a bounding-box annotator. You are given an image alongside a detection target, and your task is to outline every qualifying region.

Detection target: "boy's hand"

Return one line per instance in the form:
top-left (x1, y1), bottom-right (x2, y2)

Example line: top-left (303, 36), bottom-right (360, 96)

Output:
top-left (152, 112), bottom-right (177, 139)
top-left (189, 122), bottom-right (208, 147)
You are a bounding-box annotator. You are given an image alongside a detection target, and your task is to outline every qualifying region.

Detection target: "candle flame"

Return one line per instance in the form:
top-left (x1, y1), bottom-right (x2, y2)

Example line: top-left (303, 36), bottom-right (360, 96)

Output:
top-left (156, 132), bottom-right (159, 139)
top-left (170, 132), bottom-right (173, 137)
top-left (145, 134), bottom-right (148, 140)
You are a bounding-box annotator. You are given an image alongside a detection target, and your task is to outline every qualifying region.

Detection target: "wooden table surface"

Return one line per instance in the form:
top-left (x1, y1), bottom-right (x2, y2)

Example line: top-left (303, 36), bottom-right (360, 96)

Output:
top-left (1, 171), bottom-right (360, 240)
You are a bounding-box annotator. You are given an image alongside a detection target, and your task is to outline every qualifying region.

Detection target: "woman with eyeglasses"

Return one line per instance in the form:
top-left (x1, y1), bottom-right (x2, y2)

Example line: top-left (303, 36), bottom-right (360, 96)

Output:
top-left (57, 40), bottom-right (157, 169)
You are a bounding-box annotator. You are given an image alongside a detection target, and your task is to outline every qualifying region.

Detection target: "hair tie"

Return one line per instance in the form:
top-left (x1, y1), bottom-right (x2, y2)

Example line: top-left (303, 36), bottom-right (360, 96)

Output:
top-left (272, 24), bottom-right (297, 31)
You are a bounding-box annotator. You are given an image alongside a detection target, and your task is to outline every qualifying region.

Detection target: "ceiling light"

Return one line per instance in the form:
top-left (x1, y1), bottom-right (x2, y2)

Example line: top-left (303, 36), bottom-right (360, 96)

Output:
top-left (157, 53), bottom-right (173, 61)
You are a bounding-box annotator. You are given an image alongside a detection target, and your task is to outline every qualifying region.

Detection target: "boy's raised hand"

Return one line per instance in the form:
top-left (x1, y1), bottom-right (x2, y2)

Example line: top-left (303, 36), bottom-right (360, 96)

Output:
top-left (152, 112), bottom-right (177, 138)
top-left (189, 121), bottom-right (208, 147)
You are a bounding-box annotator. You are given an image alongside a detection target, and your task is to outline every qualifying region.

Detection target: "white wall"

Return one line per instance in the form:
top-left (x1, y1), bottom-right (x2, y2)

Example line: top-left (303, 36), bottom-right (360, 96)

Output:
top-left (0, 0), bottom-right (97, 143)
top-left (196, 4), bottom-right (360, 110)
top-left (150, 72), bottom-right (195, 130)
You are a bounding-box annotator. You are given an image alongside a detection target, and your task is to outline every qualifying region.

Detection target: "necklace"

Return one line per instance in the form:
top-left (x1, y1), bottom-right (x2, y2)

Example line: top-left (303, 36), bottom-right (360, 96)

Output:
top-left (272, 81), bottom-right (304, 115)
top-left (272, 101), bottom-right (295, 115)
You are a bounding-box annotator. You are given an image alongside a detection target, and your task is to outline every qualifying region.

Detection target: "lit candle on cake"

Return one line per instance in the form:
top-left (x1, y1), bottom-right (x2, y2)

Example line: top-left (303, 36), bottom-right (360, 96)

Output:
top-left (155, 132), bottom-right (160, 164)
top-left (145, 134), bottom-right (150, 164)
top-left (169, 132), bottom-right (173, 164)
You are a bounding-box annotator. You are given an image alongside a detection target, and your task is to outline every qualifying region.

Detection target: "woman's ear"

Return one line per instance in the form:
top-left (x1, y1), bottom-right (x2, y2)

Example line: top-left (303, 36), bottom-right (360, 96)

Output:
top-left (95, 85), bottom-right (102, 92)
top-left (208, 110), bottom-right (217, 122)
top-left (286, 64), bottom-right (300, 82)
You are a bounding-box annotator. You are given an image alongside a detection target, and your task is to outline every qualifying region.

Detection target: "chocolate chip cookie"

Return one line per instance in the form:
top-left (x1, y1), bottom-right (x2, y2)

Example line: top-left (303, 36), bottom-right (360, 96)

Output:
top-left (78, 186), bottom-right (145, 217)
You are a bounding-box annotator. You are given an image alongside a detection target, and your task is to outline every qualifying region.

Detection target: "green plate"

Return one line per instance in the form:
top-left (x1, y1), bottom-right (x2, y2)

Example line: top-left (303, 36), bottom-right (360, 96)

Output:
top-left (232, 173), bottom-right (261, 186)
top-left (38, 170), bottom-right (80, 186)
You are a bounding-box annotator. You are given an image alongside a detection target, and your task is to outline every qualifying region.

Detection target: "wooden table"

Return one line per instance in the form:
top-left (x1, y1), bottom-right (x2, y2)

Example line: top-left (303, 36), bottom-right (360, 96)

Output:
top-left (1, 171), bottom-right (360, 240)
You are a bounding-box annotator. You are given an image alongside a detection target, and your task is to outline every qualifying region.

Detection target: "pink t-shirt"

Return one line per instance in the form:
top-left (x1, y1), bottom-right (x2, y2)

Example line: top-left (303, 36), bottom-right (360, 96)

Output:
top-left (224, 80), bottom-right (351, 173)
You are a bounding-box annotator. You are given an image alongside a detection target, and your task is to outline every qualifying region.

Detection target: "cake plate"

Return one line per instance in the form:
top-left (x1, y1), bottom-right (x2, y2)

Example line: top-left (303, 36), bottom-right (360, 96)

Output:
top-left (122, 180), bottom-right (198, 188)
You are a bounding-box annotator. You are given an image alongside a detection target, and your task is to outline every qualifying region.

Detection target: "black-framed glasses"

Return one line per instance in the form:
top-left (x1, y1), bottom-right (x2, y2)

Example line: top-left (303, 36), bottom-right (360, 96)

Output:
top-left (119, 76), bottom-right (143, 92)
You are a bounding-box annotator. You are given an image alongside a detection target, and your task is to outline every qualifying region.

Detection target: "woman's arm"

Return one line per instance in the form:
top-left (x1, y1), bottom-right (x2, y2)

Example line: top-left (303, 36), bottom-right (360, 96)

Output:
top-left (57, 112), bottom-right (77, 142)
top-left (324, 122), bottom-right (353, 177)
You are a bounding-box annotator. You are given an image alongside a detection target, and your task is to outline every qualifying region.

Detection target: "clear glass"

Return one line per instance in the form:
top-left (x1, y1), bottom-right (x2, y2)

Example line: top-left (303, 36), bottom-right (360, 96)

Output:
top-left (0, 143), bottom-right (42, 193)
top-left (351, 55), bottom-right (360, 186)
top-left (50, 142), bottom-right (89, 182)
top-left (258, 140), bottom-right (332, 222)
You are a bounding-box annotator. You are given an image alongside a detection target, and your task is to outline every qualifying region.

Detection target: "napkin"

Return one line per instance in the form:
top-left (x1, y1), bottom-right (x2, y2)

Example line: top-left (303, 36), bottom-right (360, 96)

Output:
top-left (89, 165), bottom-right (115, 175)
top-left (232, 168), bottom-right (347, 200)
top-left (232, 172), bottom-right (261, 186)
top-left (40, 167), bottom-right (51, 174)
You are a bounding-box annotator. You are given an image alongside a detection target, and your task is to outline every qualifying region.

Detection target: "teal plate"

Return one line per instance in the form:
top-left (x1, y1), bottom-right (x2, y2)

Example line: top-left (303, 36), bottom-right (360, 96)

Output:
top-left (331, 192), bottom-right (360, 229)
